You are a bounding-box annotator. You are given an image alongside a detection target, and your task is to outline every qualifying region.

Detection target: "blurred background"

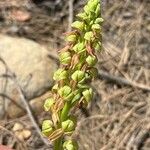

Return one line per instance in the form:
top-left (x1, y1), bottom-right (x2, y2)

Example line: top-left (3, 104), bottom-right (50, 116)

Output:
top-left (0, 0), bottom-right (149, 149)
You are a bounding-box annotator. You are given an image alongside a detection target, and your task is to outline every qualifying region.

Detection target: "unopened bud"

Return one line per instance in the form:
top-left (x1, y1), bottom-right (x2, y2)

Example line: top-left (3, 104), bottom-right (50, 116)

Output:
top-left (82, 88), bottom-right (93, 103)
top-left (42, 120), bottom-right (53, 136)
top-left (59, 51), bottom-right (71, 65)
top-left (63, 140), bottom-right (78, 150)
top-left (84, 31), bottom-right (94, 41)
top-left (71, 70), bottom-right (85, 83)
top-left (62, 118), bottom-right (76, 132)
top-left (44, 98), bottom-right (55, 111)
top-left (71, 21), bottom-right (84, 31)
top-left (53, 69), bottom-right (68, 81)
top-left (86, 55), bottom-right (98, 66)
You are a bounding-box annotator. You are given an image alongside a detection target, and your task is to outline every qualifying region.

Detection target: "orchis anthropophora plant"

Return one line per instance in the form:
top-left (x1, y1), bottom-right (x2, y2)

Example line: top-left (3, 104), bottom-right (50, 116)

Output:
top-left (42, 0), bottom-right (103, 149)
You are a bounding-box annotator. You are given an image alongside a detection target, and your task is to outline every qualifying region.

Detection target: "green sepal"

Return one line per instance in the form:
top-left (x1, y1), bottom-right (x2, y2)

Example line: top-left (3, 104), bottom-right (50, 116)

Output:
top-left (59, 51), bottom-right (71, 65)
top-left (42, 120), bottom-right (53, 137)
top-left (71, 21), bottom-right (84, 31)
top-left (93, 41), bottom-right (101, 51)
top-left (44, 98), bottom-right (55, 111)
top-left (82, 88), bottom-right (93, 103)
top-left (86, 55), bottom-right (98, 66)
top-left (89, 67), bottom-right (98, 78)
top-left (63, 140), bottom-right (78, 150)
top-left (53, 68), bottom-right (68, 81)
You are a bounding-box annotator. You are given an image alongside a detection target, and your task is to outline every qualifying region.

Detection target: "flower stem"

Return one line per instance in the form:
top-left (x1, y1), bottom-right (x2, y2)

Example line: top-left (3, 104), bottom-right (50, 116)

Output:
top-left (61, 102), bottom-right (71, 121)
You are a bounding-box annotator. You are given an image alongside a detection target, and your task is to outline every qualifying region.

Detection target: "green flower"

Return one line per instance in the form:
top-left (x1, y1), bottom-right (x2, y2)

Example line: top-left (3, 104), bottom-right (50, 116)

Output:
top-left (59, 51), bottom-right (71, 65)
top-left (86, 55), bottom-right (98, 66)
top-left (84, 31), bottom-right (94, 41)
top-left (71, 70), bottom-right (86, 83)
top-left (66, 34), bottom-right (77, 42)
top-left (71, 21), bottom-right (84, 31)
top-left (42, 120), bottom-right (53, 136)
top-left (44, 98), bottom-right (55, 111)
top-left (62, 117), bottom-right (76, 132)
top-left (63, 140), bottom-right (78, 150)
top-left (82, 88), bottom-right (93, 103)
top-left (58, 86), bottom-right (74, 101)
top-left (53, 68), bottom-right (68, 81)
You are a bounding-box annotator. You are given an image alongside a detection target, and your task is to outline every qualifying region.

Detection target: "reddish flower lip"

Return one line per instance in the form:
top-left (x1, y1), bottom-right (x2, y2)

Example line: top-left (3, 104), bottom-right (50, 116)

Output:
top-left (0, 145), bottom-right (13, 150)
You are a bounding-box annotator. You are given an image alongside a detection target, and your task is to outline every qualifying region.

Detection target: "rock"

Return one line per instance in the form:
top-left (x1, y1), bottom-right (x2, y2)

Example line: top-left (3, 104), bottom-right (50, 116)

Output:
top-left (8, 91), bottom-right (51, 118)
top-left (0, 34), bottom-right (57, 119)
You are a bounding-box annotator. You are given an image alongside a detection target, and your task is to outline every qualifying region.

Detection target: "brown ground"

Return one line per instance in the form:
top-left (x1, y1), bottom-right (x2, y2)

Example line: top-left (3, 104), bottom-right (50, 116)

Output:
top-left (0, 0), bottom-right (150, 150)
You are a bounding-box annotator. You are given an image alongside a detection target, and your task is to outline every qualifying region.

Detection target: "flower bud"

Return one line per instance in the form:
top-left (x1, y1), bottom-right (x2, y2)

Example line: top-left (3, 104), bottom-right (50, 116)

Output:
top-left (71, 70), bottom-right (85, 83)
top-left (84, 5), bottom-right (91, 14)
top-left (87, 0), bottom-right (98, 12)
top-left (59, 51), bottom-right (71, 65)
top-left (86, 55), bottom-right (98, 66)
top-left (84, 31), bottom-right (94, 41)
top-left (82, 88), bottom-right (93, 103)
top-left (63, 140), bottom-right (78, 150)
top-left (66, 34), bottom-right (77, 42)
top-left (72, 42), bottom-right (85, 54)
top-left (53, 69), bottom-right (68, 81)
top-left (95, 3), bottom-right (100, 17)
top-left (44, 98), bottom-right (55, 111)
top-left (92, 24), bottom-right (101, 31)
top-left (58, 86), bottom-right (74, 101)
top-left (62, 118), bottom-right (76, 132)
top-left (76, 12), bottom-right (88, 21)
top-left (42, 120), bottom-right (53, 136)
top-left (71, 21), bottom-right (84, 31)
top-left (95, 18), bottom-right (104, 24)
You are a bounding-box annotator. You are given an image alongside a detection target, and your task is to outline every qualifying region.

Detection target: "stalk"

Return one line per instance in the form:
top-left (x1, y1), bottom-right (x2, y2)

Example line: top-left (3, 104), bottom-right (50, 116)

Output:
top-left (42, 0), bottom-right (103, 149)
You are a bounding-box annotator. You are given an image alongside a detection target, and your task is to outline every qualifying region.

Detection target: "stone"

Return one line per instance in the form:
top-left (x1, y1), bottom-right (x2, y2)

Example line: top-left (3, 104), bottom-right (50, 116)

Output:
top-left (0, 34), bottom-right (57, 119)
